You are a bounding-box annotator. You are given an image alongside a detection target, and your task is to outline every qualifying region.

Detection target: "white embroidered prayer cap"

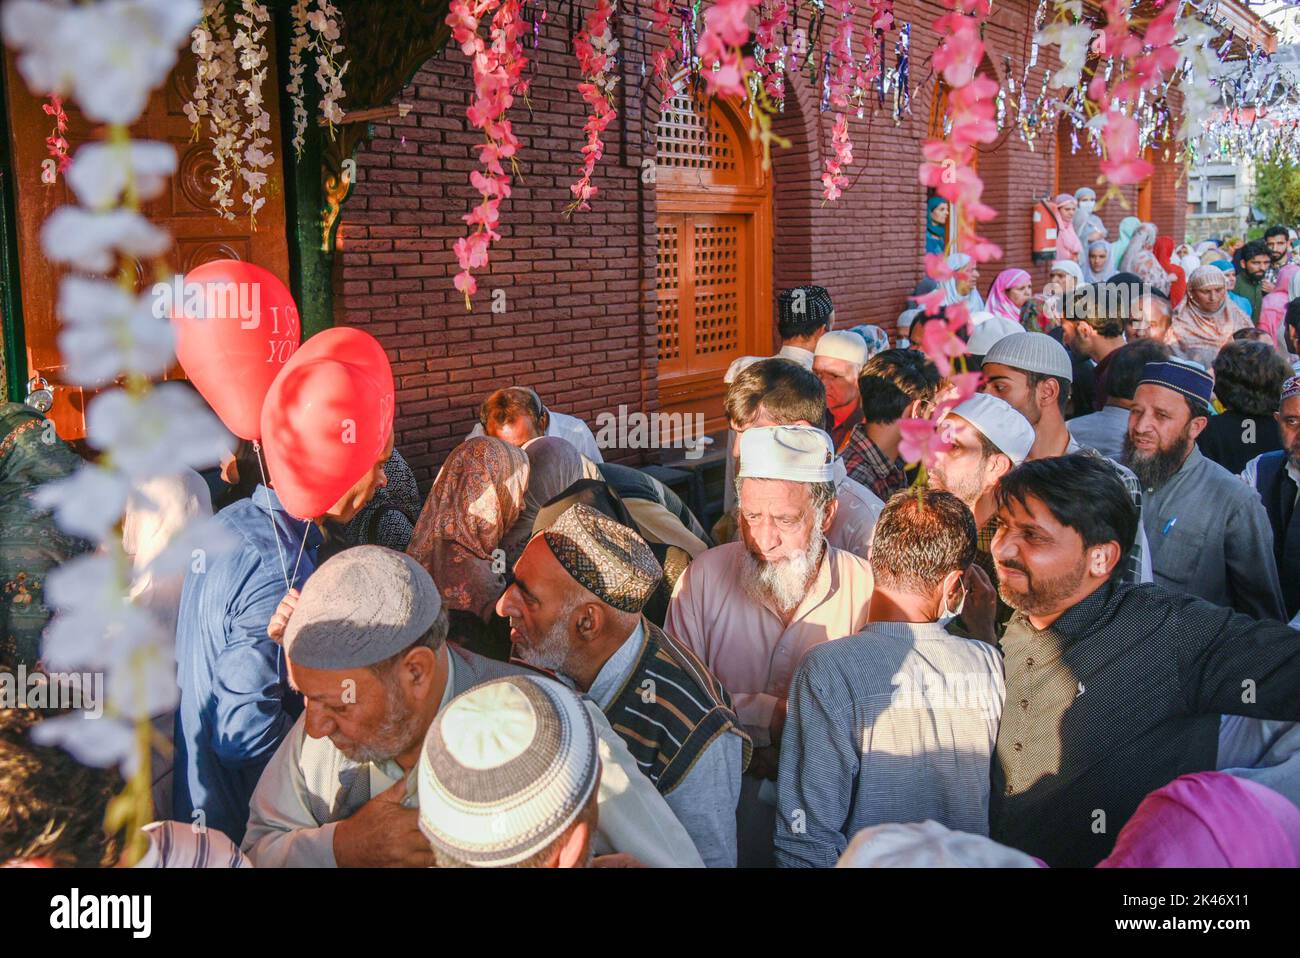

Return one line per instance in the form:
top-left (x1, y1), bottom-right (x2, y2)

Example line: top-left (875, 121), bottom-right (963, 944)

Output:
top-left (737, 425), bottom-right (835, 484)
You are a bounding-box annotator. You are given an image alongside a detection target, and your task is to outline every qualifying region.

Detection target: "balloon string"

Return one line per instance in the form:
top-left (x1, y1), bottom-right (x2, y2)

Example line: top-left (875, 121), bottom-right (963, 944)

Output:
top-left (253, 439), bottom-right (292, 592)
top-left (289, 520), bottom-right (310, 591)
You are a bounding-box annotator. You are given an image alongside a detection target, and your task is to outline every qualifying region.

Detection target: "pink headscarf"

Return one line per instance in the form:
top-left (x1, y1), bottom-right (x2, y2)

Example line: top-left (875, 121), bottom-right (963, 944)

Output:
top-left (985, 268), bottom-right (1031, 323)
top-left (1259, 263), bottom-right (1300, 340)
top-left (1098, 772), bottom-right (1300, 868)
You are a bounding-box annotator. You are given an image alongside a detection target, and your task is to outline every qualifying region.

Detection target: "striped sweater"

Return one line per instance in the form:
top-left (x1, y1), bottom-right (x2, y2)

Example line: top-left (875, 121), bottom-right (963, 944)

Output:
top-left (603, 619), bottom-right (751, 795)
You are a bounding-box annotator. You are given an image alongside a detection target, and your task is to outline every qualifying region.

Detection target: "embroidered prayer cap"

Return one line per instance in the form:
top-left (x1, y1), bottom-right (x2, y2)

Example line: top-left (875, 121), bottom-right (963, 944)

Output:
top-left (777, 285), bottom-right (834, 330)
top-left (983, 331), bottom-right (1074, 382)
top-left (945, 394), bottom-right (1035, 466)
top-left (737, 425), bottom-right (835, 484)
top-left (814, 330), bottom-right (868, 369)
top-left (283, 545), bottom-right (442, 670)
top-left (541, 502), bottom-right (662, 613)
top-left (1139, 359), bottom-right (1214, 410)
top-left (1282, 375), bottom-right (1300, 404)
top-left (417, 675), bottom-right (599, 867)
top-left (837, 821), bottom-right (1042, 868)
top-left (966, 315), bottom-right (1022, 356)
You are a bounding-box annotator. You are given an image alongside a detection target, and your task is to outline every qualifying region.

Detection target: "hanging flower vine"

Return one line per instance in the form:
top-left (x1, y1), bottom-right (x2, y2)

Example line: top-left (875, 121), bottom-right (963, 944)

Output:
top-left (446, 0), bottom-right (528, 307)
top-left (184, 0), bottom-right (347, 224)
top-left (4, 0), bottom-right (233, 865)
top-left (567, 0), bottom-right (619, 217)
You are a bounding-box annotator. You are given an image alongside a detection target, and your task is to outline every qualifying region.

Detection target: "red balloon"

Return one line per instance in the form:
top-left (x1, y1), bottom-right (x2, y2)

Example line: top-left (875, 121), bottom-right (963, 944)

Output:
top-left (259, 327), bottom-right (395, 520)
top-left (171, 259), bottom-right (302, 439)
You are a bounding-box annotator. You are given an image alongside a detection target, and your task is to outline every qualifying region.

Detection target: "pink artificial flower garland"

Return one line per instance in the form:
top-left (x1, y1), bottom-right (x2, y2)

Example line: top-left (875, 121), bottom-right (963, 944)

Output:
top-left (907, 0), bottom-right (1001, 474)
top-left (568, 0), bottom-right (619, 216)
top-left (447, 0), bottom-right (528, 308)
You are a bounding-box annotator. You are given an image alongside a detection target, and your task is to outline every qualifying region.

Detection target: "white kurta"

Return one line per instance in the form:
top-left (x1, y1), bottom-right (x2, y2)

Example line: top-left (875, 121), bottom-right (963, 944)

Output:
top-left (665, 541), bottom-right (873, 747)
top-left (242, 649), bottom-right (703, 868)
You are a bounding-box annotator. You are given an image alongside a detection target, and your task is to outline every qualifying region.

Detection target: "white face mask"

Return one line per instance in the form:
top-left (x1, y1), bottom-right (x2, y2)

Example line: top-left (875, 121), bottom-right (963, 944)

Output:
top-left (1078, 199), bottom-right (1096, 217)
top-left (935, 581), bottom-right (968, 628)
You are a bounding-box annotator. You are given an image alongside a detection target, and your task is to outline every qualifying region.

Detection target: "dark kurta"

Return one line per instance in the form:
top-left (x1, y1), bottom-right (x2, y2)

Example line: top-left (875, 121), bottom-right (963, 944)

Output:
top-left (1195, 411), bottom-right (1282, 476)
top-left (991, 580), bottom-right (1300, 867)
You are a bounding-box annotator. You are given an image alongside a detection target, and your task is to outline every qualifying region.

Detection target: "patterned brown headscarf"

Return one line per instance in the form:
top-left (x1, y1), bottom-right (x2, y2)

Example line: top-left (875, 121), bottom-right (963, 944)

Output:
top-left (407, 437), bottom-right (529, 619)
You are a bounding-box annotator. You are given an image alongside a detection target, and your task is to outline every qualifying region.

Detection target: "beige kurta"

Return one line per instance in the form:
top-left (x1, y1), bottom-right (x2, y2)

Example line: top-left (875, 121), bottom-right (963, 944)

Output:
top-left (665, 540), bottom-right (873, 748)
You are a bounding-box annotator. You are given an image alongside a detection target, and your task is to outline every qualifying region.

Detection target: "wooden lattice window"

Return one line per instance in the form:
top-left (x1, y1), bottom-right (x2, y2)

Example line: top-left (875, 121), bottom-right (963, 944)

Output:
top-left (656, 91), bottom-right (743, 184)
top-left (654, 93), bottom-right (771, 431)
top-left (656, 220), bottom-right (681, 363)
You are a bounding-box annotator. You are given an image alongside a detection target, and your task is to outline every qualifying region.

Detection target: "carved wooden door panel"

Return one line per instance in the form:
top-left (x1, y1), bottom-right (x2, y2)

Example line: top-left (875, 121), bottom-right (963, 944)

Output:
top-left (3, 37), bottom-right (291, 440)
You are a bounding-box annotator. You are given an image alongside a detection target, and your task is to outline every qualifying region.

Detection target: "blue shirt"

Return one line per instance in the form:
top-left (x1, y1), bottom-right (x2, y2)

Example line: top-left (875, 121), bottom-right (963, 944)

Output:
top-left (775, 620), bottom-right (1004, 868)
top-left (173, 486), bottom-right (322, 843)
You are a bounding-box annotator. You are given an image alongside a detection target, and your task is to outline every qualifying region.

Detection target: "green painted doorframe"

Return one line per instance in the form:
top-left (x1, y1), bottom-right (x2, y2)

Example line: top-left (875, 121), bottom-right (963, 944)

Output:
top-left (273, 1), bottom-right (334, 341)
top-left (0, 61), bottom-right (29, 404)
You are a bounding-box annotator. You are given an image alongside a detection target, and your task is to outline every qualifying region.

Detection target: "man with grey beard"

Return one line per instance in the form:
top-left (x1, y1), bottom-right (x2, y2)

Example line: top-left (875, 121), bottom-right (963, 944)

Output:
top-left (667, 425), bottom-right (873, 865)
top-left (242, 546), bottom-right (704, 868)
top-left (1121, 360), bottom-right (1285, 620)
top-left (497, 503), bottom-right (747, 867)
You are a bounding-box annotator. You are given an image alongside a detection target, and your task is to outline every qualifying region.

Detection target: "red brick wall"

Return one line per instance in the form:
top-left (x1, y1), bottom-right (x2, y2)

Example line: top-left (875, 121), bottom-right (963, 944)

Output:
top-left (334, 0), bottom-right (1187, 485)
top-left (334, 20), bottom-right (659, 485)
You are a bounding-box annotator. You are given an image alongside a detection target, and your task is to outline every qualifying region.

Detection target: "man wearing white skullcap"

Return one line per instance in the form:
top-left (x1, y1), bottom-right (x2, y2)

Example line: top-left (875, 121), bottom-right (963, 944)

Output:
top-left (813, 330), bottom-right (869, 453)
top-left (718, 358), bottom-right (886, 562)
top-left (966, 315), bottom-right (1022, 362)
top-left (667, 425), bottom-right (873, 866)
top-left (836, 820), bottom-right (1041, 868)
top-left (418, 675), bottom-right (603, 868)
top-left (242, 545), bottom-right (703, 868)
top-left (776, 490), bottom-right (1005, 868)
top-left (930, 394), bottom-right (1034, 528)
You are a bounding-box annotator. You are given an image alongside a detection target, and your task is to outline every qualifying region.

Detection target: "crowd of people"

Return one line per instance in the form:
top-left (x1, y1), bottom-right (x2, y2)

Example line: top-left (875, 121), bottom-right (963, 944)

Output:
top-left (5, 203), bottom-right (1300, 870)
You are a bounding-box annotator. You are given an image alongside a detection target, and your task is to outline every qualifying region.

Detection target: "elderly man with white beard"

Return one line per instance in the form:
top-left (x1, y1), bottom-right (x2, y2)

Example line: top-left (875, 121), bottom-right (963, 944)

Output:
top-left (666, 425), bottom-right (873, 866)
top-left (241, 546), bottom-right (703, 868)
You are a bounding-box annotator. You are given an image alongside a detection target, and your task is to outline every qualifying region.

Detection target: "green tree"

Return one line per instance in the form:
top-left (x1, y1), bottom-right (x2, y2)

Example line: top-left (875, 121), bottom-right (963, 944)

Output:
top-left (1254, 160), bottom-right (1300, 227)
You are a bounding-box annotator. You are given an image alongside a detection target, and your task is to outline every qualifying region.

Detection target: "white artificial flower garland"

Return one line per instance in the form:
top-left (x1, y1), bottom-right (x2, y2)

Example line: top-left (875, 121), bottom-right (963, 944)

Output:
top-left (3, 0), bottom-right (233, 863)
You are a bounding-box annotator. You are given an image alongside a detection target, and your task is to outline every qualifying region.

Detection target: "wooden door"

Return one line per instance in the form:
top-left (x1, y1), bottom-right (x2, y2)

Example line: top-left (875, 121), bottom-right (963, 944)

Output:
top-left (3, 36), bottom-right (291, 440)
top-left (656, 92), bottom-right (772, 433)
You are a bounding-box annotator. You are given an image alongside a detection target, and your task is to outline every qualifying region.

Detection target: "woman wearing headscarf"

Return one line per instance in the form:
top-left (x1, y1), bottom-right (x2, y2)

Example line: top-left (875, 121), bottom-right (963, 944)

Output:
top-left (1153, 235), bottom-right (1187, 306)
top-left (1170, 265), bottom-right (1255, 368)
top-left (1052, 194), bottom-right (1083, 262)
top-left (1081, 239), bottom-right (1115, 283)
top-left (407, 436), bottom-right (529, 660)
top-left (940, 253), bottom-right (985, 313)
top-left (499, 435), bottom-right (587, 568)
top-left (328, 448), bottom-right (421, 554)
top-left (983, 268), bottom-right (1033, 323)
top-left (1209, 259), bottom-right (1255, 318)
top-left (1110, 216), bottom-right (1141, 268)
top-left (1119, 223), bottom-right (1171, 294)
top-left (1046, 259), bottom-right (1084, 297)
top-left (925, 197), bottom-right (949, 255)
top-left (0, 404), bottom-right (90, 669)
top-left (1071, 187), bottom-right (1107, 244)
top-left (1174, 243), bottom-right (1202, 280)
top-left (1097, 772), bottom-right (1300, 868)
